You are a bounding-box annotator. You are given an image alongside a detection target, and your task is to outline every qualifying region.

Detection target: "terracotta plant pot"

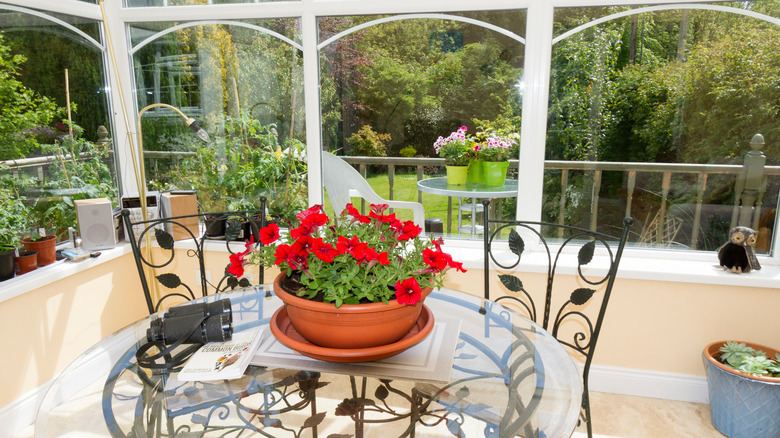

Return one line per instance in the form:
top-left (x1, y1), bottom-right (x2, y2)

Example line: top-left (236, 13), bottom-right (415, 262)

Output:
top-left (445, 165), bottom-right (468, 185)
top-left (273, 273), bottom-right (432, 349)
top-left (14, 250), bottom-right (37, 275)
top-left (703, 341), bottom-right (780, 438)
top-left (22, 235), bottom-right (57, 266)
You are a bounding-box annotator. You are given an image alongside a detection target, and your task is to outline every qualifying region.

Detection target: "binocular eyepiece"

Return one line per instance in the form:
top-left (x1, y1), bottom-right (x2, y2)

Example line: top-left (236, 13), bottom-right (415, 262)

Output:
top-left (147, 299), bottom-right (233, 345)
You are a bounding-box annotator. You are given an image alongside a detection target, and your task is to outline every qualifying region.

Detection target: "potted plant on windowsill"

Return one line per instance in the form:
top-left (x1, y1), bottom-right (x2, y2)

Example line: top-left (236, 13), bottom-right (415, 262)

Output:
top-left (228, 203), bottom-right (466, 358)
top-left (0, 180), bottom-right (32, 280)
top-left (703, 341), bottom-right (780, 438)
top-left (434, 126), bottom-right (476, 185)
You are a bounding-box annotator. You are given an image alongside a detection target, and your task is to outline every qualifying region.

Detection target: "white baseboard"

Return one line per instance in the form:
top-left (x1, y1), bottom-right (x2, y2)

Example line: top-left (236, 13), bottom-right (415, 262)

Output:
top-left (0, 380), bottom-right (52, 438)
top-left (588, 364), bottom-right (710, 404)
top-left (0, 361), bottom-right (710, 437)
top-left (0, 329), bottom-right (136, 438)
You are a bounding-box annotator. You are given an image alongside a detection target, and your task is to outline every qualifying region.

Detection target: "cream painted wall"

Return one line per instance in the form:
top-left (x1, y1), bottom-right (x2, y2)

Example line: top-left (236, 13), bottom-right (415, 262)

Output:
top-left (0, 254), bottom-right (147, 409)
top-left (444, 269), bottom-right (780, 377)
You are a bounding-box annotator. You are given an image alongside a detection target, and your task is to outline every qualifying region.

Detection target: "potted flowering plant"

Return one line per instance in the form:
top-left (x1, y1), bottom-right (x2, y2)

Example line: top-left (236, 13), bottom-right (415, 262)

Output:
top-left (475, 135), bottom-right (517, 186)
top-left (229, 203), bottom-right (465, 351)
top-left (434, 126), bottom-right (476, 185)
top-left (703, 341), bottom-right (780, 438)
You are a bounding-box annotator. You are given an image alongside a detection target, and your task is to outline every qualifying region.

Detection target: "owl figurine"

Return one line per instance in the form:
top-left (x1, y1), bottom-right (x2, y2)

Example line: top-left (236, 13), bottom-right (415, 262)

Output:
top-left (717, 226), bottom-right (761, 273)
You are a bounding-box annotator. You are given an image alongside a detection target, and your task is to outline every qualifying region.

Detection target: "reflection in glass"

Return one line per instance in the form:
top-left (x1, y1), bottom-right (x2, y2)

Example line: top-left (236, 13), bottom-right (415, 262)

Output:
top-left (131, 20), bottom-right (307, 223)
top-left (318, 12), bottom-right (526, 235)
top-left (0, 7), bottom-right (115, 243)
top-left (547, 3), bottom-right (780, 253)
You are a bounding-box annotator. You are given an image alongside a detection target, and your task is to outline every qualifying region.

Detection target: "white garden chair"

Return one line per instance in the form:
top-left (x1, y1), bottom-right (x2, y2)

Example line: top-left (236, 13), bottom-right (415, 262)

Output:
top-left (322, 151), bottom-right (425, 229)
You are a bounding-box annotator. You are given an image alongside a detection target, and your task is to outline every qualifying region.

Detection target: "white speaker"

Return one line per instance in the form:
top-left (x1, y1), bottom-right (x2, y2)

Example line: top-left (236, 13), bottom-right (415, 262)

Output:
top-left (75, 198), bottom-right (117, 250)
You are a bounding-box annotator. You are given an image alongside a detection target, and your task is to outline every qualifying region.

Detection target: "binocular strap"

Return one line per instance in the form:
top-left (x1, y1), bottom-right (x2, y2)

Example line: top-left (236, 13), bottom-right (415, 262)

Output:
top-left (135, 316), bottom-right (206, 370)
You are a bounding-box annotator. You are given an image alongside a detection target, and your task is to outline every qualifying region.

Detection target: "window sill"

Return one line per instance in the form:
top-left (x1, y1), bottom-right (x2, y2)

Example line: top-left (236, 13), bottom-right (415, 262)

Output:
top-left (0, 243), bottom-right (133, 304)
top-left (449, 241), bottom-right (780, 290)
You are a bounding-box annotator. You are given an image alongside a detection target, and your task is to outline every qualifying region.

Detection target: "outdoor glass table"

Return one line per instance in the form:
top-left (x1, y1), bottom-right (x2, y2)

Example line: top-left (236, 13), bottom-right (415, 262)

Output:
top-left (35, 284), bottom-right (582, 438)
top-left (416, 177), bottom-right (518, 238)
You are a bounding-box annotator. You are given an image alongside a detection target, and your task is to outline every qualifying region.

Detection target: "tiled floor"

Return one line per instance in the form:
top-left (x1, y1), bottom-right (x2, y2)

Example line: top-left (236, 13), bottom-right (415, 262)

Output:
top-left (14, 391), bottom-right (723, 437)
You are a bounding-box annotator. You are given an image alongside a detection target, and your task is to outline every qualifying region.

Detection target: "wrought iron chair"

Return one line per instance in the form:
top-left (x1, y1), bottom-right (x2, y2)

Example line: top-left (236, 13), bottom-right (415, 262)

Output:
top-left (482, 199), bottom-right (632, 438)
top-left (322, 151), bottom-right (425, 228)
top-left (123, 197), bottom-right (267, 314)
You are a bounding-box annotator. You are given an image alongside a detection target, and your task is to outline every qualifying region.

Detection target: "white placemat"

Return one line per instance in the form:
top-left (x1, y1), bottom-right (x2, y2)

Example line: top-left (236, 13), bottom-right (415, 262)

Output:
top-left (251, 318), bottom-right (461, 383)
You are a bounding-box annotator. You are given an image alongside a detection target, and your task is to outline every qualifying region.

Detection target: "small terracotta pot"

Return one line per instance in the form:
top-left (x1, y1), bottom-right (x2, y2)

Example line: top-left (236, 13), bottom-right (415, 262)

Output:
top-left (22, 235), bottom-right (57, 266)
top-left (273, 273), bottom-right (432, 349)
top-left (14, 250), bottom-right (37, 275)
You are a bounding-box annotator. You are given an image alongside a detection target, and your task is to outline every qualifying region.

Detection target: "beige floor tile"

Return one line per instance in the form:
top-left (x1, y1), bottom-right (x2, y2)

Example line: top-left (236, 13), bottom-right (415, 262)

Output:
top-left (572, 392), bottom-right (724, 438)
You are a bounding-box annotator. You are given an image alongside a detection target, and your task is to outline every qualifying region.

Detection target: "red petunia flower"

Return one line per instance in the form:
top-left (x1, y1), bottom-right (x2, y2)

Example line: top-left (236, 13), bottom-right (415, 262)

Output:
top-left (345, 203), bottom-right (370, 224)
top-left (290, 222), bottom-right (313, 239)
top-left (422, 247), bottom-right (451, 271)
top-left (395, 277), bottom-right (422, 305)
top-left (311, 238), bottom-right (339, 263)
top-left (258, 223), bottom-right (280, 245)
top-left (228, 253), bottom-right (245, 277)
top-left (396, 221), bottom-right (422, 241)
top-left (296, 205), bottom-right (327, 225)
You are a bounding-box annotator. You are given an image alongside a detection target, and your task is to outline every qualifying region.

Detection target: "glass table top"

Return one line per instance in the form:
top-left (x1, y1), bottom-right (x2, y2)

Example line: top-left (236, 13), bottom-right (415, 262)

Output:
top-left (35, 285), bottom-right (582, 438)
top-left (417, 177), bottom-right (519, 198)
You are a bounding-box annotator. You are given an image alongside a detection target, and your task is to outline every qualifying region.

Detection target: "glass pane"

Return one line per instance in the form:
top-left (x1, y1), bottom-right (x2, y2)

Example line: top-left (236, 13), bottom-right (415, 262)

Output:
top-left (131, 20), bottom-right (306, 224)
top-left (0, 9), bottom-right (115, 250)
top-left (547, 1), bottom-right (780, 254)
top-left (319, 11), bottom-right (526, 239)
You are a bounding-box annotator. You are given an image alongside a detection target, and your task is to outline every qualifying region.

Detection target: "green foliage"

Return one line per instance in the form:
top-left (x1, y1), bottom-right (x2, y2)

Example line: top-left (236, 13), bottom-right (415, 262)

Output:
top-left (0, 166), bottom-right (31, 248)
top-left (719, 341), bottom-right (780, 378)
top-left (347, 125), bottom-right (390, 157)
top-left (0, 35), bottom-right (63, 160)
top-left (399, 146), bottom-right (417, 157)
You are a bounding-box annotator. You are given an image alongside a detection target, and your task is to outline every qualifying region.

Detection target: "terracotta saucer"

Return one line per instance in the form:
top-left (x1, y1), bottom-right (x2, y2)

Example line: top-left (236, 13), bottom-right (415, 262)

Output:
top-left (270, 305), bottom-right (434, 363)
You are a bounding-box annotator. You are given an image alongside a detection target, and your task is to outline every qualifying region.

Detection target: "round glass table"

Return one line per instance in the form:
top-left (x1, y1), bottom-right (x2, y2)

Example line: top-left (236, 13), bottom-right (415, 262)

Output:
top-left (35, 285), bottom-right (582, 438)
top-left (417, 177), bottom-right (518, 238)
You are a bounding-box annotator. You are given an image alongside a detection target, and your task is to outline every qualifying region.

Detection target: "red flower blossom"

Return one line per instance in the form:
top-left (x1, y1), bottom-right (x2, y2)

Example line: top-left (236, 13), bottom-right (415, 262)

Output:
top-left (423, 247), bottom-right (451, 271)
top-left (369, 210), bottom-right (397, 224)
top-left (336, 235), bottom-right (367, 257)
top-left (290, 222), bottom-right (313, 239)
top-left (258, 223), bottom-right (280, 245)
top-left (396, 221), bottom-right (422, 241)
top-left (395, 277), bottom-right (422, 305)
top-left (228, 253), bottom-right (245, 277)
top-left (311, 238), bottom-right (339, 263)
top-left (296, 205), bottom-right (327, 226)
top-left (345, 203), bottom-right (370, 224)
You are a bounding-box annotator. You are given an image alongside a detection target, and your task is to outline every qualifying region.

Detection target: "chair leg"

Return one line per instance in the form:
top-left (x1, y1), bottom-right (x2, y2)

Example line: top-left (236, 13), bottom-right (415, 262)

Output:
top-left (582, 388), bottom-right (593, 438)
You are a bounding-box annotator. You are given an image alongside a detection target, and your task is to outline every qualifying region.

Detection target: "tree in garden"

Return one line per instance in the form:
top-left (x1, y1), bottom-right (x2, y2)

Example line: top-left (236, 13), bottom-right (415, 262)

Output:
top-left (0, 35), bottom-right (62, 160)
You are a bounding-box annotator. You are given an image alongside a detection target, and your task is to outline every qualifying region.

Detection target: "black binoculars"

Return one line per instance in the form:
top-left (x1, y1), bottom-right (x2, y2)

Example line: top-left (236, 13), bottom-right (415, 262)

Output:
top-left (147, 299), bottom-right (233, 345)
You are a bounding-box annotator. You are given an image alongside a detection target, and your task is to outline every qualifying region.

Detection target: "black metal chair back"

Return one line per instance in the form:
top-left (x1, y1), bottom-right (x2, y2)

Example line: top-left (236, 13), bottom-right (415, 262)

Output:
top-left (123, 197), bottom-right (267, 314)
top-left (482, 199), bottom-right (632, 438)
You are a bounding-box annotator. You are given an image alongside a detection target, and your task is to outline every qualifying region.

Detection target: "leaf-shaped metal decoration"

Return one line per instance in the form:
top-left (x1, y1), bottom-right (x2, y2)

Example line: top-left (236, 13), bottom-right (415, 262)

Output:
top-left (226, 276), bottom-right (238, 289)
top-left (238, 277), bottom-right (251, 288)
top-left (262, 417), bottom-right (282, 428)
top-left (578, 240), bottom-right (595, 265)
top-left (571, 288), bottom-right (595, 305)
top-left (303, 412), bottom-right (326, 428)
top-left (499, 274), bottom-right (523, 292)
top-left (455, 387), bottom-right (470, 400)
top-left (508, 229), bottom-right (525, 257)
top-left (226, 219), bottom-right (242, 241)
top-left (154, 228), bottom-right (175, 250)
top-left (375, 385), bottom-right (389, 400)
top-left (156, 273), bottom-right (182, 289)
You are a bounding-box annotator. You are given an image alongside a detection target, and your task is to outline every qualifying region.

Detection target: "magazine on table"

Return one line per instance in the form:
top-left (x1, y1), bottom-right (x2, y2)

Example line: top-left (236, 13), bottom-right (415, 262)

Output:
top-left (177, 327), bottom-right (264, 381)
